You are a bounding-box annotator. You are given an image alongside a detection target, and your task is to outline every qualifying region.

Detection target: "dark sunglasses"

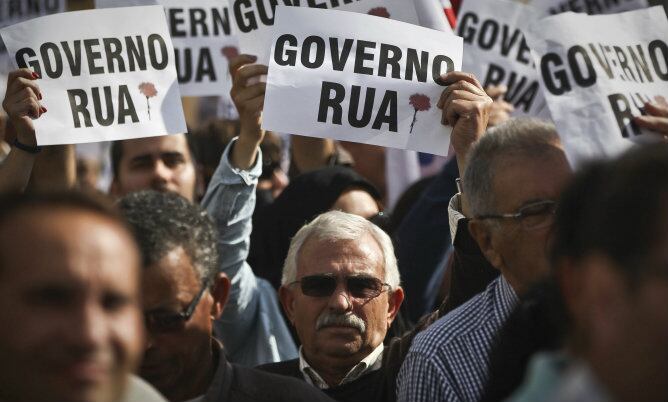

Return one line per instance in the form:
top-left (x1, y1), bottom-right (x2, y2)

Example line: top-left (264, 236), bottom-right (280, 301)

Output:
top-left (144, 281), bottom-right (209, 333)
top-left (289, 274), bottom-right (390, 299)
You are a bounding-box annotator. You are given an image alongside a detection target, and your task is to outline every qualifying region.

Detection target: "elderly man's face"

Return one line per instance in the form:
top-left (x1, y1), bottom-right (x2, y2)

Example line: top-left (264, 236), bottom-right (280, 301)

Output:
top-left (112, 134), bottom-right (197, 202)
top-left (0, 208), bottom-right (144, 402)
top-left (140, 247), bottom-right (218, 402)
top-left (475, 151), bottom-right (572, 294)
top-left (280, 234), bottom-right (402, 371)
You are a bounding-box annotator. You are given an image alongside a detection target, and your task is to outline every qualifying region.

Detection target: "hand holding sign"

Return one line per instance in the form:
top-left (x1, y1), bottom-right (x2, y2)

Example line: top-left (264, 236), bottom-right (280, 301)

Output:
top-left (229, 54), bottom-right (267, 169)
top-left (635, 100), bottom-right (668, 138)
top-left (437, 72), bottom-right (492, 162)
top-left (2, 68), bottom-right (46, 146)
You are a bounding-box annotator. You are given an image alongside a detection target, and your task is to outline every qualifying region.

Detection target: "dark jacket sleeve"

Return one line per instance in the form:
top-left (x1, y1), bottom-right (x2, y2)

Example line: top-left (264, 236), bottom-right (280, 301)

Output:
top-left (393, 158), bottom-right (459, 323)
top-left (440, 217), bottom-right (499, 316)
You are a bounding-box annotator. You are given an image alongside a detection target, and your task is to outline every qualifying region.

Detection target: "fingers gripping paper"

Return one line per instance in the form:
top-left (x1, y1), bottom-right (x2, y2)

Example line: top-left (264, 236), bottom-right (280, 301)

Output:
top-left (526, 7), bottom-right (668, 166)
top-left (457, 0), bottom-right (548, 117)
top-left (0, 6), bottom-right (186, 145)
top-left (262, 6), bottom-right (462, 156)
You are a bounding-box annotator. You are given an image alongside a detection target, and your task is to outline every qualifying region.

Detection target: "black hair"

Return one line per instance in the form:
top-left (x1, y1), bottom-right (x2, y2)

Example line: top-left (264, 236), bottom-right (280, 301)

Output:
top-left (553, 144), bottom-right (668, 283)
top-left (117, 190), bottom-right (219, 284)
top-left (110, 133), bottom-right (197, 178)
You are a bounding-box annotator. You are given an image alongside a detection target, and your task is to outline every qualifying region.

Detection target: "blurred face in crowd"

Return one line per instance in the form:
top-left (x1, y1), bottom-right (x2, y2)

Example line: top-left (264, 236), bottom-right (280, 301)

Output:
top-left (140, 247), bottom-right (228, 402)
top-left (471, 149), bottom-right (572, 294)
top-left (0, 207), bottom-right (144, 402)
top-left (567, 206), bottom-right (668, 402)
top-left (331, 188), bottom-right (380, 219)
top-left (280, 233), bottom-right (403, 382)
top-left (111, 134), bottom-right (197, 202)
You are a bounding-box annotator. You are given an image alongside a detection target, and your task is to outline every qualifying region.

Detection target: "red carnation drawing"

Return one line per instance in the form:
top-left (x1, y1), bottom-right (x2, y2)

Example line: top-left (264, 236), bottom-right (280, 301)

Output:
top-left (409, 94), bottom-right (431, 133)
top-left (221, 46), bottom-right (240, 61)
top-left (368, 7), bottom-right (390, 18)
top-left (138, 82), bottom-right (158, 120)
top-left (654, 95), bottom-right (668, 108)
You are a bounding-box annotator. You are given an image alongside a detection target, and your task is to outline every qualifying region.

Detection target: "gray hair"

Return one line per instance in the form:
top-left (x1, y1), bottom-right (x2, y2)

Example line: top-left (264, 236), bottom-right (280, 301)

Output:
top-left (463, 118), bottom-right (562, 217)
top-left (118, 190), bottom-right (218, 285)
top-left (281, 210), bottom-right (400, 288)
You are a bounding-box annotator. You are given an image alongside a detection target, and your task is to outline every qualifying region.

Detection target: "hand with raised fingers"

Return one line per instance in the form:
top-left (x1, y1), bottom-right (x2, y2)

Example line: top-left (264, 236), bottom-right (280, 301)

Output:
top-left (2, 68), bottom-right (46, 147)
top-left (437, 72), bottom-right (493, 164)
top-left (228, 54), bottom-right (268, 170)
top-left (635, 100), bottom-right (668, 138)
top-left (485, 84), bottom-right (514, 127)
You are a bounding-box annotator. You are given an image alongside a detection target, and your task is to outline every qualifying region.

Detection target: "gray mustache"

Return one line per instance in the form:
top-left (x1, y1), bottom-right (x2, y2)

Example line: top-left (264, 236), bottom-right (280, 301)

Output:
top-left (315, 312), bottom-right (366, 333)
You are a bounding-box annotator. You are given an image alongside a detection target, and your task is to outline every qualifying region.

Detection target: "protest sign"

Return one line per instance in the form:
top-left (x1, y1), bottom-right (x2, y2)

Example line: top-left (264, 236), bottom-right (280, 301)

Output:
top-left (526, 7), bottom-right (668, 165)
top-left (96, 0), bottom-right (238, 97)
top-left (457, 0), bottom-right (548, 117)
top-left (0, 6), bottom-right (186, 145)
top-left (530, 0), bottom-right (648, 15)
top-left (262, 6), bottom-right (462, 156)
top-left (231, 0), bottom-right (420, 64)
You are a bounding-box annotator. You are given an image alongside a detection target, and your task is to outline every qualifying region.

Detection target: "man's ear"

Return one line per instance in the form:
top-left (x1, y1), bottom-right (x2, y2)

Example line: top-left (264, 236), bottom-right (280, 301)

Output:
top-left (469, 219), bottom-right (503, 271)
top-left (278, 285), bottom-right (296, 325)
top-left (210, 273), bottom-right (231, 320)
top-left (386, 286), bottom-right (405, 327)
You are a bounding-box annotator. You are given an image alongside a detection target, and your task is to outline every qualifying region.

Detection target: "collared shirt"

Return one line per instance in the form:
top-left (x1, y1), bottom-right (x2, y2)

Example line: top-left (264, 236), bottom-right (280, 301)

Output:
top-left (298, 343), bottom-right (385, 389)
top-left (396, 275), bottom-right (518, 402)
top-left (201, 139), bottom-right (298, 367)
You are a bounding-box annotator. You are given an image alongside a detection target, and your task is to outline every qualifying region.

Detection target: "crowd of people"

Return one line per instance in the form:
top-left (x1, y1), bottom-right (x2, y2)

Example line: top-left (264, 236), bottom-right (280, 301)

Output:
top-left (1, 1), bottom-right (668, 402)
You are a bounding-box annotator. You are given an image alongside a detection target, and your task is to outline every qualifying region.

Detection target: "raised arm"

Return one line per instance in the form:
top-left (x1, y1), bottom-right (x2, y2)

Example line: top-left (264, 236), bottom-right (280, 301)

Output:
top-left (201, 55), bottom-right (297, 365)
top-left (437, 71), bottom-right (492, 218)
top-left (0, 69), bottom-right (44, 193)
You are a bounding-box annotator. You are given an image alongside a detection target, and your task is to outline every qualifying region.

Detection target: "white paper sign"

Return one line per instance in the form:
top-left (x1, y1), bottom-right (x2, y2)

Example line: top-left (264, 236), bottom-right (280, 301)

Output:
top-left (96, 0), bottom-right (238, 97)
top-left (0, 0), bottom-right (67, 99)
top-left (0, 6), bottom-right (186, 145)
top-left (530, 0), bottom-right (648, 16)
top-left (526, 7), bottom-right (668, 165)
top-left (231, 0), bottom-right (420, 64)
top-left (262, 6), bottom-right (462, 156)
top-left (457, 0), bottom-right (547, 117)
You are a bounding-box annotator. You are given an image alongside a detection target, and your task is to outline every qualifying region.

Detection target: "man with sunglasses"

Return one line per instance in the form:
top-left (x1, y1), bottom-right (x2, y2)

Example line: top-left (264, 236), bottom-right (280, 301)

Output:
top-left (398, 117), bottom-right (573, 402)
top-left (119, 190), bottom-right (335, 402)
top-left (257, 211), bottom-right (405, 401)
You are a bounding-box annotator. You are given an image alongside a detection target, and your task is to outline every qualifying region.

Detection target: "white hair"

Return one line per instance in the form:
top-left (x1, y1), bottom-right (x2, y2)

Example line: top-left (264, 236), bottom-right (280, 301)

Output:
top-left (281, 210), bottom-right (401, 289)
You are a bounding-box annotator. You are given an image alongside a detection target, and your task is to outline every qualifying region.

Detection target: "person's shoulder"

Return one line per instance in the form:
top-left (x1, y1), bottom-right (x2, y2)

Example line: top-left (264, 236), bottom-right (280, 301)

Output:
top-left (255, 358), bottom-right (300, 377)
top-left (410, 277), bottom-right (503, 356)
top-left (230, 363), bottom-right (335, 402)
top-left (117, 375), bottom-right (167, 402)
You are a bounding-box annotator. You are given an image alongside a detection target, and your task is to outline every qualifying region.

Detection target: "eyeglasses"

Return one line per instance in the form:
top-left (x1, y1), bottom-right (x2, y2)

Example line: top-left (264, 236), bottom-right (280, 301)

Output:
top-left (475, 200), bottom-right (557, 231)
top-left (288, 274), bottom-right (390, 300)
top-left (144, 281), bottom-right (209, 333)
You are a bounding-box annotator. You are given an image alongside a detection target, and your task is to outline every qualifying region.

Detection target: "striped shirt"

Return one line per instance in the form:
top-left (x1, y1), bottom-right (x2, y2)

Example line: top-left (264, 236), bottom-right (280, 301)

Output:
top-left (396, 275), bottom-right (518, 402)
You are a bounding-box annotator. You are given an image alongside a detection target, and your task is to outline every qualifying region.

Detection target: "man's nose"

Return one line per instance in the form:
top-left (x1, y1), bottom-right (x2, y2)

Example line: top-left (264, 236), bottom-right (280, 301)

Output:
top-left (66, 302), bottom-right (107, 353)
top-left (327, 283), bottom-right (353, 313)
top-left (151, 160), bottom-right (172, 185)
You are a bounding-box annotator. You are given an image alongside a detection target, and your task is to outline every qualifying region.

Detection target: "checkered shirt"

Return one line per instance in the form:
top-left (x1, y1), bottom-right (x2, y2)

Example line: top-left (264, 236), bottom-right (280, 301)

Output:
top-left (396, 275), bottom-right (518, 402)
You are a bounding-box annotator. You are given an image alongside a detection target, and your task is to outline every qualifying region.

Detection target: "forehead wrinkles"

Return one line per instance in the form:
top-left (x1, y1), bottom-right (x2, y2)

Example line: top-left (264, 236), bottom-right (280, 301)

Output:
top-left (297, 236), bottom-right (384, 278)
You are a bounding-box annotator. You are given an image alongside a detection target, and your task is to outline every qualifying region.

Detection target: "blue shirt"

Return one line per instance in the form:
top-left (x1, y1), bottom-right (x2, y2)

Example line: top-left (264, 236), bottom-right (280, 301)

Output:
top-left (201, 139), bottom-right (298, 367)
top-left (396, 275), bottom-right (518, 402)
